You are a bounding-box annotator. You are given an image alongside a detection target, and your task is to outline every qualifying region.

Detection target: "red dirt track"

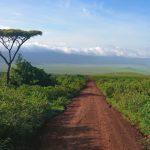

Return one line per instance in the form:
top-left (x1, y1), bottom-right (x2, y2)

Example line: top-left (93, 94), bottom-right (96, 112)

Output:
top-left (39, 81), bottom-right (142, 150)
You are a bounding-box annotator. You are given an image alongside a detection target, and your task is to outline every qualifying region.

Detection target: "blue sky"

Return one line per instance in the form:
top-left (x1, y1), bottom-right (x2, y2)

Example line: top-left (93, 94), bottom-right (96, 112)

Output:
top-left (1, 0), bottom-right (150, 57)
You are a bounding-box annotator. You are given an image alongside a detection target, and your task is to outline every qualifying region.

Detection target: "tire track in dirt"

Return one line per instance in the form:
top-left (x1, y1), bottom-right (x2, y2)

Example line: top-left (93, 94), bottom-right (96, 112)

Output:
top-left (38, 81), bottom-right (143, 150)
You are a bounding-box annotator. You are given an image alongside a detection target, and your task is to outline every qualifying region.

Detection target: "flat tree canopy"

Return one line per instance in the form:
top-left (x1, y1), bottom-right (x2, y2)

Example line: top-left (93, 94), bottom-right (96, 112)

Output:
top-left (0, 29), bottom-right (42, 38)
top-left (0, 29), bottom-right (42, 84)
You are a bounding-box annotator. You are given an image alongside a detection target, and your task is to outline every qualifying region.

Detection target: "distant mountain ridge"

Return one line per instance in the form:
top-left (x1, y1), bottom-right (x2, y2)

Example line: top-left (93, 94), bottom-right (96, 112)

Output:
top-left (0, 47), bottom-right (150, 65)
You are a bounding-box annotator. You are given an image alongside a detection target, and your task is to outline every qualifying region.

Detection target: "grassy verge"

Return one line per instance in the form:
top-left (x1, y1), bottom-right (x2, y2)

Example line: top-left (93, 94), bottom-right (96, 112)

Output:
top-left (95, 73), bottom-right (150, 149)
top-left (0, 75), bottom-right (87, 150)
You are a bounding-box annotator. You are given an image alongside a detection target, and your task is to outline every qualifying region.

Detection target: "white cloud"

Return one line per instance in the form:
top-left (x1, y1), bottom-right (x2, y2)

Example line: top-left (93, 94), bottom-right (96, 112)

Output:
top-left (22, 42), bottom-right (150, 58)
top-left (0, 25), bottom-right (10, 29)
top-left (24, 42), bottom-right (49, 49)
top-left (82, 8), bottom-right (89, 14)
top-left (1, 40), bottom-right (150, 58)
top-left (12, 12), bottom-right (22, 17)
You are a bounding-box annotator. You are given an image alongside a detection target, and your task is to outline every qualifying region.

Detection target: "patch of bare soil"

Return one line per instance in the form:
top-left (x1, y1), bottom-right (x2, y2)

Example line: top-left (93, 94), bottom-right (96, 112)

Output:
top-left (38, 81), bottom-right (143, 150)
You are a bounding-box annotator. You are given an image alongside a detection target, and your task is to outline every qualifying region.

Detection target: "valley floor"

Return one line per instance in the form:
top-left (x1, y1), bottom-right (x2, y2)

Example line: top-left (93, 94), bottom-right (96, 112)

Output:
top-left (38, 81), bottom-right (143, 150)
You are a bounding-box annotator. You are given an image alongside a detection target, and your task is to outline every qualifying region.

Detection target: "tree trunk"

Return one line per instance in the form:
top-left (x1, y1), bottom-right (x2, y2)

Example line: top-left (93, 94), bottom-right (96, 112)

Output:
top-left (6, 64), bottom-right (11, 85)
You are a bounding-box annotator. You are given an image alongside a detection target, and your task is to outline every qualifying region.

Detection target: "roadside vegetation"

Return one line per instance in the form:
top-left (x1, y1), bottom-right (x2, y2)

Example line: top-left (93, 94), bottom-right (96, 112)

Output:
top-left (0, 56), bottom-right (87, 150)
top-left (95, 73), bottom-right (150, 149)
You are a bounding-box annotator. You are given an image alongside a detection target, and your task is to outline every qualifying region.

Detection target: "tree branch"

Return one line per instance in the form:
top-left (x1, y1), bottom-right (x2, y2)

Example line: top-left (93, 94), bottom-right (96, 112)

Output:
top-left (11, 38), bottom-right (28, 63)
top-left (9, 37), bottom-right (17, 61)
top-left (0, 37), bottom-right (10, 51)
top-left (0, 37), bottom-right (17, 62)
top-left (0, 51), bottom-right (9, 65)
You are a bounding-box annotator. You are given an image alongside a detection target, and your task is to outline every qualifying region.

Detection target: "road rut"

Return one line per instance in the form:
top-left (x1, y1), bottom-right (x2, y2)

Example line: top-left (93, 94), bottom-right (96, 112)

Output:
top-left (39, 81), bottom-right (142, 150)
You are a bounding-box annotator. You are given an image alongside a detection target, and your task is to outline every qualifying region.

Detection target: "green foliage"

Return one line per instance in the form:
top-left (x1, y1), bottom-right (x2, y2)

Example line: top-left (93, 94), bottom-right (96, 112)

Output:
top-left (0, 73), bottom-right (6, 86)
top-left (11, 56), bottom-right (55, 86)
top-left (0, 29), bottom-right (42, 38)
top-left (0, 74), bottom-right (87, 149)
top-left (105, 86), bottom-right (115, 98)
top-left (96, 74), bottom-right (150, 149)
top-left (0, 138), bottom-right (13, 150)
top-left (0, 29), bottom-right (42, 85)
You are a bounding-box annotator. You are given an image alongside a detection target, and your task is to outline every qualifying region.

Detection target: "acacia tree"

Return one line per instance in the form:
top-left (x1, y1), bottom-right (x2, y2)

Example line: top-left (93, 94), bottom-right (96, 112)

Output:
top-left (0, 29), bottom-right (42, 84)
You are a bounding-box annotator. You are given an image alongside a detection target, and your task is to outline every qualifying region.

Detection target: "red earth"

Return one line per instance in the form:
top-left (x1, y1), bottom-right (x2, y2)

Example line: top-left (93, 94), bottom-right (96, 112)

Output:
top-left (39, 81), bottom-right (143, 150)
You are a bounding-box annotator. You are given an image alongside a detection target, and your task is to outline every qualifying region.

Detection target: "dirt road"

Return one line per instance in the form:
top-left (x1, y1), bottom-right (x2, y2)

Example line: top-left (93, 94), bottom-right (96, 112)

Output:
top-left (39, 81), bottom-right (142, 150)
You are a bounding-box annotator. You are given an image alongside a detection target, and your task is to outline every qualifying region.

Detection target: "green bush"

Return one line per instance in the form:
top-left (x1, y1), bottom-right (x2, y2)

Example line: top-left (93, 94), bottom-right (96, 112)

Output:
top-left (106, 86), bottom-right (115, 98)
top-left (0, 138), bottom-right (13, 150)
top-left (0, 74), bottom-right (87, 149)
top-left (96, 74), bottom-right (150, 149)
top-left (10, 55), bottom-right (56, 86)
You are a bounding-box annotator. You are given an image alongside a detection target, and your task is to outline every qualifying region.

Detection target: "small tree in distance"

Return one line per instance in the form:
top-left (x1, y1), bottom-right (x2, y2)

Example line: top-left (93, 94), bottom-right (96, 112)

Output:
top-left (11, 54), bottom-right (54, 86)
top-left (0, 29), bottom-right (42, 84)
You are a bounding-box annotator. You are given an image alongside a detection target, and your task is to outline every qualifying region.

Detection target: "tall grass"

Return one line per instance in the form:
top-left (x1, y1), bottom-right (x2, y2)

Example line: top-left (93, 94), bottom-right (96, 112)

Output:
top-left (0, 74), bottom-right (87, 150)
top-left (96, 74), bottom-right (150, 148)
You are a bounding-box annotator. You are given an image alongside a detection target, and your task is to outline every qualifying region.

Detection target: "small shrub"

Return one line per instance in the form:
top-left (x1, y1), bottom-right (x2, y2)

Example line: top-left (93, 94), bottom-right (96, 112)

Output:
top-left (96, 74), bottom-right (150, 148)
top-left (0, 74), bottom-right (87, 149)
top-left (10, 55), bottom-right (55, 86)
top-left (106, 86), bottom-right (115, 98)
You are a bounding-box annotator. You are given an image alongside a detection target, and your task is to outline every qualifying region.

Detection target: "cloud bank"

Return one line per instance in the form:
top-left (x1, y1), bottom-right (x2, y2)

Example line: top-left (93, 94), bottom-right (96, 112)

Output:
top-left (0, 25), bottom-right (10, 29)
top-left (21, 42), bottom-right (150, 58)
top-left (0, 41), bottom-right (150, 58)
